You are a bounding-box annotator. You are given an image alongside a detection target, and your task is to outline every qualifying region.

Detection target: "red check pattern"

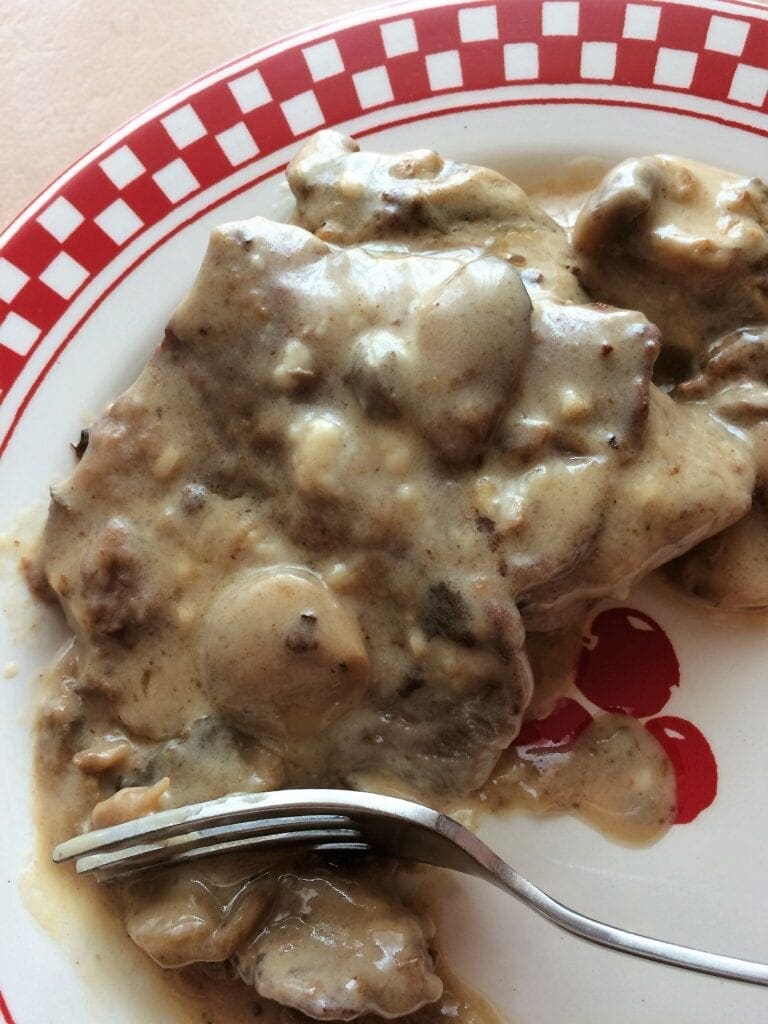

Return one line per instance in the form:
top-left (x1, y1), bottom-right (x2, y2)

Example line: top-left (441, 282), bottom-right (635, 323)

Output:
top-left (1, 0), bottom-right (767, 411)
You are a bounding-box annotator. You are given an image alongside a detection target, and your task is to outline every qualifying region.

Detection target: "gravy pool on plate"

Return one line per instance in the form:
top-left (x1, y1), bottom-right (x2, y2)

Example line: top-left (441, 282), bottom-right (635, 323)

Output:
top-left (27, 131), bottom-right (768, 1021)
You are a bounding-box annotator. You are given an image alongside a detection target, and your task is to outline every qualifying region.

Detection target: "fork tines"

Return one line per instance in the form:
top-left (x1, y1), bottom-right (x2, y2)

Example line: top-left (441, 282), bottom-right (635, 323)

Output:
top-left (53, 791), bottom-right (374, 881)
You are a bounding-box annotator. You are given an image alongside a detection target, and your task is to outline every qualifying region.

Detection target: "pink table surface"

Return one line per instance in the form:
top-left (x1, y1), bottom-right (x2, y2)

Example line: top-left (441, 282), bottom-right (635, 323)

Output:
top-left (0, 0), bottom-right (380, 229)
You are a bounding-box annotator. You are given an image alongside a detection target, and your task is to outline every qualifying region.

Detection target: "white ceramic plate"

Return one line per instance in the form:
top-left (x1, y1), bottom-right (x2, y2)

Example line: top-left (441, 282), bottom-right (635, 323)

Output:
top-left (2, 1), bottom-right (768, 1021)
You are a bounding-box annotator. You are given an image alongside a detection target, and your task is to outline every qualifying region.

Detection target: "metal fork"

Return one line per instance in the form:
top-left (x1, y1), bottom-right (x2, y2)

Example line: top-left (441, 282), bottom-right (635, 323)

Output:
top-left (53, 788), bottom-right (768, 986)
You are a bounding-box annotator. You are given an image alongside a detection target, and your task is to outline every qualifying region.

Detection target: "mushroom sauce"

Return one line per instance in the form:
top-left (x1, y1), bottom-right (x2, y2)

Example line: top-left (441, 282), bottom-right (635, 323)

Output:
top-left (29, 134), bottom-right (768, 1021)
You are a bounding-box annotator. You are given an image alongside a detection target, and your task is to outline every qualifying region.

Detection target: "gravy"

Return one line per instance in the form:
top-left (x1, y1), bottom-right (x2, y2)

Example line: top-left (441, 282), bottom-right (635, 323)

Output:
top-left (29, 134), bottom-right (768, 1021)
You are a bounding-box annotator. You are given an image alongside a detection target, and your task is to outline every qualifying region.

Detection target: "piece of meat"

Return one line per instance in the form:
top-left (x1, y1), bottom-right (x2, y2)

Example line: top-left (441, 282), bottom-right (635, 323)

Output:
top-left (137, 716), bottom-right (284, 804)
top-left (44, 511), bottom-right (157, 646)
top-left (235, 871), bottom-right (442, 1020)
top-left (677, 324), bottom-right (768, 457)
top-left (573, 155), bottom-right (768, 380)
top-left (78, 518), bottom-right (155, 641)
top-left (333, 665), bottom-right (530, 796)
top-left (670, 324), bottom-right (768, 609)
top-left (520, 388), bottom-right (755, 629)
top-left (288, 130), bottom-right (582, 303)
top-left (323, 558), bottom-right (533, 797)
top-left (676, 324), bottom-right (768, 490)
top-left (497, 299), bottom-right (659, 460)
top-left (468, 301), bottom-right (721, 621)
top-left (124, 857), bottom-right (274, 968)
top-left (669, 501), bottom-right (768, 610)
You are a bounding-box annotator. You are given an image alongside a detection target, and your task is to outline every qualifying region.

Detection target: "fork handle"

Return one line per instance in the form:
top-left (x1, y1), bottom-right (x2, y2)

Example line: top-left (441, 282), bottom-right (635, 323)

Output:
top-left (492, 861), bottom-right (768, 986)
